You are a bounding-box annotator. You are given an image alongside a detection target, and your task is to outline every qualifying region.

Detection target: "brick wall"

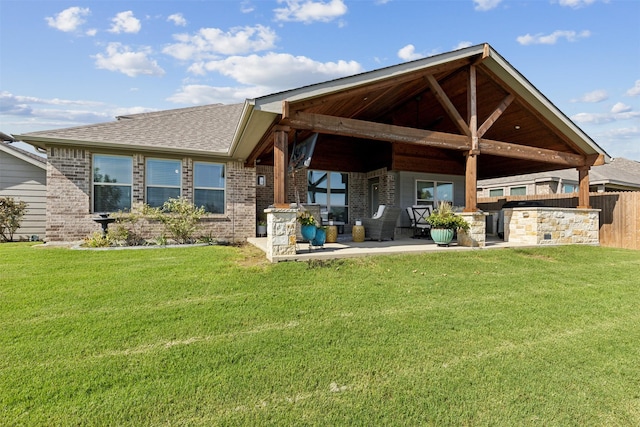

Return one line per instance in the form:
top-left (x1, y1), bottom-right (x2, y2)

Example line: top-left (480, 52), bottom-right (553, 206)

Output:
top-left (45, 146), bottom-right (256, 243)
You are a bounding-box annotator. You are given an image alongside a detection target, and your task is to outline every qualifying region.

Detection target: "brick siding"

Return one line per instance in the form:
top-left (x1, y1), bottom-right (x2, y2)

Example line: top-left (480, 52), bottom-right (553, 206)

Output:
top-left (45, 146), bottom-right (256, 243)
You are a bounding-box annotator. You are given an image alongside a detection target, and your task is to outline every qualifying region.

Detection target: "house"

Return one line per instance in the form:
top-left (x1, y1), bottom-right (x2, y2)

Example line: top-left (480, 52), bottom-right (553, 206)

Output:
top-left (477, 157), bottom-right (640, 197)
top-left (0, 141), bottom-right (47, 240)
top-left (16, 43), bottom-right (609, 246)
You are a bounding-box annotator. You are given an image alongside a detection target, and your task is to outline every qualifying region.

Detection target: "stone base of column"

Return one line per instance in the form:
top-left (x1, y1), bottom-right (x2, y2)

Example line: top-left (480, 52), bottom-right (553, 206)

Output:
top-left (457, 212), bottom-right (487, 247)
top-left (265, 207), bottom-right (298, 261)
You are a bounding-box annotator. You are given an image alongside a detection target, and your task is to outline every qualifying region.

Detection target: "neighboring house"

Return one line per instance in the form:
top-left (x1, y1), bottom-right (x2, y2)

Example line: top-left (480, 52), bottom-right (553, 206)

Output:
top-left (0, 142), bottom-right (47, 240)
top-left (477, 158), bottom-right (640, 197)
top-left (16, 43), bottom-right (609, 243)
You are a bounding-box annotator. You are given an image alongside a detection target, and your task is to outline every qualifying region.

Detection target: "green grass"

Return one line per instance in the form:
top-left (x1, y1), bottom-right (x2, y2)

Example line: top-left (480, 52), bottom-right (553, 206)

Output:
top-left (1, 243), bottom-right (639, 426)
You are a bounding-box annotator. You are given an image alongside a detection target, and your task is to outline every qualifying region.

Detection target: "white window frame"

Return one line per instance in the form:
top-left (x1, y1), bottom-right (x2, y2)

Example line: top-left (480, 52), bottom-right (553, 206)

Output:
top-left (509, 186), bottom-right (527, 196)
top-left (92, 154), bottom-right (133, 213)
top-left (145, 158), bottom-right (182, 207)
top-left (194, 161), bottom-right (226, 214)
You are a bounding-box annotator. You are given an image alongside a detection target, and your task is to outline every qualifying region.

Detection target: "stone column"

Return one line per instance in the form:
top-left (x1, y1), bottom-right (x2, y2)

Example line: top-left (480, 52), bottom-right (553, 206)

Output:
top-left (457, 212), bottom-right (487, 247)
top-left (265, 207), bottom-right (297, 261)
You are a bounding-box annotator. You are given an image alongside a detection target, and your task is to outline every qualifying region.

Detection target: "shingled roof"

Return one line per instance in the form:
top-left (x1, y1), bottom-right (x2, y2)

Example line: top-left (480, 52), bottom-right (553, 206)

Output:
top-left (478, 158), bottom-right (640, 190)
top-left (17, 103), bottom-right (244, 157)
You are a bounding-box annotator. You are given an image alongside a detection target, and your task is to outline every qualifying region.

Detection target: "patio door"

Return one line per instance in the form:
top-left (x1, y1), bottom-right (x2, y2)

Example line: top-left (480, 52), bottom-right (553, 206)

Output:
top-left (369, 178), bottom-right (379, 217)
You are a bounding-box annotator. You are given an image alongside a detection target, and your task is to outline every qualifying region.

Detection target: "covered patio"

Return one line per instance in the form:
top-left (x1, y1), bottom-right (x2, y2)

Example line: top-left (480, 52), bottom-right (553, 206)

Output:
top-left (232, 43), bottom-right (609, 261)
top-left (247, 234), bottom-right (531, 262)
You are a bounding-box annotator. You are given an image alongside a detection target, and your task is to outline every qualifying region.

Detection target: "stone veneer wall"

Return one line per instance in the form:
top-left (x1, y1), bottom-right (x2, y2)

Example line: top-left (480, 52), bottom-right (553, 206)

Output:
top-left (46, 146), bottom-right (256, 243)
top-left (504, 207), bottom-right (600, 246)
top-left (457, 212), bottom-right (487, 247)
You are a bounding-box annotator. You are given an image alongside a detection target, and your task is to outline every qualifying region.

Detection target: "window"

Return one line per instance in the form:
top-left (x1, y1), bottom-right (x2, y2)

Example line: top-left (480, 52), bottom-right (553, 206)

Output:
top-left (416, 180), bottom-right (453, 205)
top-left (146, 159), bottom-right (181, 207)
top-left (92, 154), bottom-right (132, 212)
top-left (489, 188), bottom-right (504, 197)
top-left (194, 162), bottom-right (225, 213)
top-left (563, 183), bottom-right (578, 193)
top-left (509, 186), bottom-right (527, 196)
top-left (307, 170), bottom-right (348, 222)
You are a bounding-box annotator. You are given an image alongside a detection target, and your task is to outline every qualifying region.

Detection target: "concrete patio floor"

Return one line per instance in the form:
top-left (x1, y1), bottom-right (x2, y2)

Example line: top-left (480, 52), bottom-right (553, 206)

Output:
top-left (247, 234), bottom-right (533, 262)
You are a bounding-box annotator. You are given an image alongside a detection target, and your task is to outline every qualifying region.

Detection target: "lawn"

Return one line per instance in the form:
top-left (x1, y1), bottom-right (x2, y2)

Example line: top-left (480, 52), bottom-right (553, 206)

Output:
top-left (1, 243), bottom-right (639, 426)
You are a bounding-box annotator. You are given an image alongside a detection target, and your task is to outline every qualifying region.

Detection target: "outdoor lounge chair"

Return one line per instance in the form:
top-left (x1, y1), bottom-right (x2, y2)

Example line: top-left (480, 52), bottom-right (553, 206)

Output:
top-left (406, 205), bottom-right (432, 238)
top-left (362, 205), bottom-right (401, 241)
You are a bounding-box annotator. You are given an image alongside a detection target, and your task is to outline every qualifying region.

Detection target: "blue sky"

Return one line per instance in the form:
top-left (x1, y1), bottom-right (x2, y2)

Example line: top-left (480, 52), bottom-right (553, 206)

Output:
top-left (1, 0), bottom-right (639, 160)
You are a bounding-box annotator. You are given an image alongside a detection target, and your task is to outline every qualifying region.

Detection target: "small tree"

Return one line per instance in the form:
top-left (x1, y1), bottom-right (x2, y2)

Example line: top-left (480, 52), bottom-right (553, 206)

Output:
top-left (0, 197), bottom-right (28, 242)
top-left (145, 197), bottom-right (205, 244)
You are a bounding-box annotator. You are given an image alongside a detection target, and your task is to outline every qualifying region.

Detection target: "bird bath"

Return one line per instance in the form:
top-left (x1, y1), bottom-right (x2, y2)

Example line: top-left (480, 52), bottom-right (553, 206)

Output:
top-left (92, 213), bottom-right (116, 236)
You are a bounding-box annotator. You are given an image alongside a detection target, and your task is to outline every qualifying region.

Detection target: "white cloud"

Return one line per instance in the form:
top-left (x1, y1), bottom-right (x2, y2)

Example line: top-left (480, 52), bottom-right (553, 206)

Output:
top-left (572, 109), bottom-right (640, 125)
top-left (626, 80), bottom-right (640, 97)
top-left (86, 28), bottom-right (98, 37)
top-left (109, 11), bottom-right (141, 34)
top-left (555, 0), bottom-right (597, 9)
top-left (611, 102), bottom-right (632, 114)
top-left (397, 44), bottom-right (424, 61)
top-left (93, 43), bottom-right (165, 77)
top-left (167, 84), bottom-right (270, 105)
top-left (163, 25), bottom-right (277, 61)
top-left (240, 1), bottom-right (256, 13)
top-left (45, 7), bottom-right (90, 32)
top-left (517, 30), bottom-right (591, 45)
top-left (189, 52), bottom-right (363, 91)
top-left (274, 0), bottom-right (347, 23)
top-left (454, 41), bottom-right (473, 50)
top-left (167, 13), bottom-right (187, 27)
top-left (572, 89), bottom-right (608, 103)
top-left (473, 0), bottom-right (502, 11)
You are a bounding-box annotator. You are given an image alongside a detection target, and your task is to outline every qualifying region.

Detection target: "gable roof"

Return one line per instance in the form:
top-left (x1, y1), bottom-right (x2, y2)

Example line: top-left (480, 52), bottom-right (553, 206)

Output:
top-left (15, 43), bottom-right (609, 174)
top-left (0, 142), bottom-right (47, 170)
top-left (16, 103), bottom-right (244, 158)
top-left (236, 43), bottom-right (609, 176)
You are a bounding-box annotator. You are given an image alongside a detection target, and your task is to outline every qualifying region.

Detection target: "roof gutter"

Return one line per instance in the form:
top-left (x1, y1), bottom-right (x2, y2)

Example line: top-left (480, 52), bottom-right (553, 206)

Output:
top-left (14, 135), bottom-right (230, 160)
top-left (227, 99), bottom-right (256, 160)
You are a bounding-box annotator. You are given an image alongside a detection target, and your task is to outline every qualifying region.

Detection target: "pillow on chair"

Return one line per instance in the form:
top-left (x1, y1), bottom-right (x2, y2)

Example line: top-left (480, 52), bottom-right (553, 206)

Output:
top-left (372, 205), bottom-right (386, 219)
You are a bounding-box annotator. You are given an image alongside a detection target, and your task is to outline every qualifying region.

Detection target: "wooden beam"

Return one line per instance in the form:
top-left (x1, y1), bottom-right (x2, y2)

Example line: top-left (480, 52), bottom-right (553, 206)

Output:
top-left (284, 111), bottom-right (471, 151)
top-left (426, 74), bottom-right (471, 137)
top-left (478, 137), bottom-right (587, 167)
top-left (465, 65), bottom-right (478, 212)
top-left (284, 111), bottom-right (591, 168)
top-left (477, 93), bottom-right (515, 138)
top-left (273, 126), bottom-right (289, 205)
top-left (465, 152), bottom-right (478, 212)
top-left (287, 57), bottom-right (476, 113)
top-left (245, 120), bottom-right (279, 166)
top-left (577, 166), bottom-right (591, 209)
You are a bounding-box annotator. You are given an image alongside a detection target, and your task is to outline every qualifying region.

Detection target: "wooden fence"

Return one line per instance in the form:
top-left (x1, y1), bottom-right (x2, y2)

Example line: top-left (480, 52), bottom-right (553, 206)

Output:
top-left (478, 191), bottom-right (640, 250)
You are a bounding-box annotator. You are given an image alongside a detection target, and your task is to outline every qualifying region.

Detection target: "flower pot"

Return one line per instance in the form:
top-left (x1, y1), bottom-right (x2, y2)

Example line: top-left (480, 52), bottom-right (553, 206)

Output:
top-left (311, 227), bottom-right (326, 246)
top-left (256, 224), bottom-right (267, 237)
top-left (300, 224), bottom-right (317, 241)
top-left (430, 228), bottom-right (455, 246)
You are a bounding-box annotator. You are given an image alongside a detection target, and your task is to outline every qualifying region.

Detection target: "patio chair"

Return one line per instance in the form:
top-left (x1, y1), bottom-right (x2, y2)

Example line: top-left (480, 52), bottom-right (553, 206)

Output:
top-left (406, 205), bottom-right (432, 239)
top-left (362, 205), bottom-right (402, 241)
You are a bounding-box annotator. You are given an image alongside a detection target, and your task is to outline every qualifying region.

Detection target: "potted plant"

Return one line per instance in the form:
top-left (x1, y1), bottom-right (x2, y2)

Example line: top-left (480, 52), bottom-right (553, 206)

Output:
top-left (257, 212), bottom-right (267, 237)
top-left (426, 201), bottom-right (470, 246)
top-left (311, 225), bottom-right (327, 247)
top-left (297, 210), bottom-right (317, 241)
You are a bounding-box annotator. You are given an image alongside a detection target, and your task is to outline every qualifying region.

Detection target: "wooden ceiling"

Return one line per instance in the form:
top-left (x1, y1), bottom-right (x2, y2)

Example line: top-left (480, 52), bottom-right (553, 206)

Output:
top-left (252, 50), bottom-right (600, 179)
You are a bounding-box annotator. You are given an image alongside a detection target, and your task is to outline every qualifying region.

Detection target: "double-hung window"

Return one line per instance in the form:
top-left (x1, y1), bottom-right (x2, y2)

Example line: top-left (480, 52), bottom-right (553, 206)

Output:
top-left (416, 180), bottom-right (453, 206)
top-left (146, 158), bottom-right (181, 208)
top-left (92, 154), bottom-right (132, 212)
top-left (194, 162), bottom-right (225, 213)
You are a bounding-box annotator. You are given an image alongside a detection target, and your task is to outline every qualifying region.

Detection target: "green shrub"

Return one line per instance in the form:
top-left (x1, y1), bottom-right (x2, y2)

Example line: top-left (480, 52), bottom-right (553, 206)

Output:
top-left (0, 197), bottom-right (28, 242)
top-left (145, 197), bottom-right (205, 244)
